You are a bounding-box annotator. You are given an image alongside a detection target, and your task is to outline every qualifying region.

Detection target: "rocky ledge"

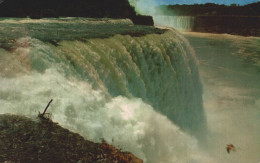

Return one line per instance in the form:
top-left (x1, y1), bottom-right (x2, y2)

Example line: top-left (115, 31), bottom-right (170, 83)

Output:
top-left (0, 114), bottom-right (142, 163)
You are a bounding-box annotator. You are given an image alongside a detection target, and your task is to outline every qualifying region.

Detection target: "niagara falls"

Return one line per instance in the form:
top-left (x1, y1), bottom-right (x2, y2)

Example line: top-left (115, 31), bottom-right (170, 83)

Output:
top-left (0, 0), bottom-right (259, 163)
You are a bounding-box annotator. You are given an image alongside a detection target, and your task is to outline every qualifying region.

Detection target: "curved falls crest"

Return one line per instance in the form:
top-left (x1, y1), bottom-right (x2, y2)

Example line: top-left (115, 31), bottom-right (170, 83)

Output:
top-left (0, 19), bottom-right (207, 162)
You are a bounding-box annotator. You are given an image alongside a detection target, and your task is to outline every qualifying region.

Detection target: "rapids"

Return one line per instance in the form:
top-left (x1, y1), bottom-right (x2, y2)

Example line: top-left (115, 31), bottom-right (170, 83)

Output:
top-left (0, 18), bottom-right (207, 162)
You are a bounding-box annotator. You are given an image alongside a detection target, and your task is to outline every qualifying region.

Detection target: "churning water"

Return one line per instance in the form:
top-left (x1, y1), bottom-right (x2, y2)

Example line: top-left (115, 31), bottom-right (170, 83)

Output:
top-left (0, 18), bottom-right (209, 162)
top-left (185, 32), bottom-right (260, 163)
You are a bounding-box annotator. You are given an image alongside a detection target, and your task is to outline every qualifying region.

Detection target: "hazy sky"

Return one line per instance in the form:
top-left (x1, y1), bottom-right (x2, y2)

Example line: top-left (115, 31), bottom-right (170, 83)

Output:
top-left (129, 0), bottom-right (260, 15)
top-left (157, 0), bottom-right (259, 5)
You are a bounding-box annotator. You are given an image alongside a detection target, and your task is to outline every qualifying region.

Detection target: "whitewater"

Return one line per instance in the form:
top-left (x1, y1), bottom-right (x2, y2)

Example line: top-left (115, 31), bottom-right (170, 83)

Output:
top-left (0, 18), bottom-right (210, 162)
top-left (154, 14), bottom-right (260, 162)
top-left (184, 32), bottom-right (260, 163)
top-left (128, 0), bottom-right (260, 161)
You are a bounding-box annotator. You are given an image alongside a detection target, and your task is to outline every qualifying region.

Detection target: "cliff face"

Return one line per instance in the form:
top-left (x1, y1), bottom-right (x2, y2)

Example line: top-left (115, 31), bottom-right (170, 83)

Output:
top-left (193, 16), bottom-right (260, 36)
top-left (0, 0), bottom-right (153, 26)
top-left (155, 2), bottom-right (260, 36)
top-left (0, 114), bottom-right (142, 163)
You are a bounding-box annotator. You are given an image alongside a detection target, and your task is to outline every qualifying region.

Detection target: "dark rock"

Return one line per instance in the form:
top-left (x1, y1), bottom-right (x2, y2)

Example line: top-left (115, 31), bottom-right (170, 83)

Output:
top-left (130, 15), bottom-right (154, 26)
top-left (0, 114), bottom-right (143, 163)
top-left (193, 16), bottom-right (260, 36)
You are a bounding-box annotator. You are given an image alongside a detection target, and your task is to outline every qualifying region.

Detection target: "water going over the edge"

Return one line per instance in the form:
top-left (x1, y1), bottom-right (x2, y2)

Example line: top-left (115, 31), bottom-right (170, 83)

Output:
top-left (0, 18), bottom-right (208, 162)
top-left (153, 16), bottom-right (195, 32)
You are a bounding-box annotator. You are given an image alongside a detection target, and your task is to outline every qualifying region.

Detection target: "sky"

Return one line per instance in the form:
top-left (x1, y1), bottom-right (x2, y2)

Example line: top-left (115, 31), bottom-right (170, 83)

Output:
top-left (156, 0), bottom-right (259, 5)
top-left (129, 0), bottom-right (259, 15)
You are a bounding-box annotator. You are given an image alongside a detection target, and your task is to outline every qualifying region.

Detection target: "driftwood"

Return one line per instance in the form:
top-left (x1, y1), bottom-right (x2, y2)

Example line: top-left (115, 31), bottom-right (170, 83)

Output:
top-left (38, 99), bottom-right (53, 120)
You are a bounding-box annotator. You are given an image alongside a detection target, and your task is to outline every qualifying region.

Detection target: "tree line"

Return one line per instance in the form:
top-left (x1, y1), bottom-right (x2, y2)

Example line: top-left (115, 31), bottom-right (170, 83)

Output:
top-left (156, 2), bottom-right (260, 16)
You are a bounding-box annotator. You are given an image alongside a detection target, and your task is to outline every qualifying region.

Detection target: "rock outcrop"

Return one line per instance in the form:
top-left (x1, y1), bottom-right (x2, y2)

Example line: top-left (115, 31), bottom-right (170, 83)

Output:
top-left (193, 15), bottom-right (260, 36)
top-left (0, 114), bottom-right (142, 163)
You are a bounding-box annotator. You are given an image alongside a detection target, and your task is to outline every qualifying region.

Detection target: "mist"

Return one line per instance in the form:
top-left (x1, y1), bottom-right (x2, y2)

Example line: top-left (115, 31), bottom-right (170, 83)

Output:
top-left (0, 19), bottom-right (209, 163)
top-left (129, 1), bottom-right (260, 161)
top-left (185, 32), bottom-right (260, 163)
top-left (128, 0), bottom-right (159, 15)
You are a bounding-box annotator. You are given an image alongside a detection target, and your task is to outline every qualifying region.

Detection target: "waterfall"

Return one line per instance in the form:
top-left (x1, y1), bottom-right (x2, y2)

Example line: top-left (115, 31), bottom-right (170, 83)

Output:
top-left (0, 18), bottom-right (208, 162)
top-left (153, 16), bottom-right (195, 31)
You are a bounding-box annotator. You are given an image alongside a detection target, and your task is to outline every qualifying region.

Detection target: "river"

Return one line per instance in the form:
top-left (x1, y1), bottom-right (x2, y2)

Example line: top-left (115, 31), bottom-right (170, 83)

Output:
top-left (185, 32), bottom-right (260, 163)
